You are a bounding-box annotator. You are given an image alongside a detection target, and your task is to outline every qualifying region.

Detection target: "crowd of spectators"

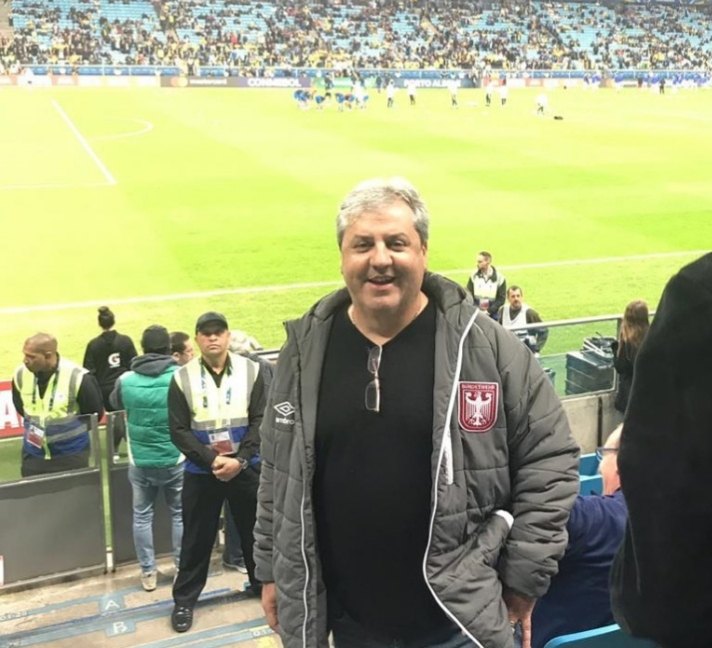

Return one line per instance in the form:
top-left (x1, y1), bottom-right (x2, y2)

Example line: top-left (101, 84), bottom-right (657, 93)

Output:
top-left (1, 0), bottom-right (712, 71)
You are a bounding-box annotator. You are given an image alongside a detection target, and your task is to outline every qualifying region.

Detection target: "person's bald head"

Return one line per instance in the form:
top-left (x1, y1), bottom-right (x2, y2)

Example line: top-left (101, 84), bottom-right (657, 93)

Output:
top-left (22, 333), bottom-right (59, 374)
top-left (600, 423), bottom-right (623, 496)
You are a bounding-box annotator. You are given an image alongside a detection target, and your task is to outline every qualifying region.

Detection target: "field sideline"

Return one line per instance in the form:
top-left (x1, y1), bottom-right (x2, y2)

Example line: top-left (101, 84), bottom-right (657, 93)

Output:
top-left (1, 85), bottom-right (711, 377)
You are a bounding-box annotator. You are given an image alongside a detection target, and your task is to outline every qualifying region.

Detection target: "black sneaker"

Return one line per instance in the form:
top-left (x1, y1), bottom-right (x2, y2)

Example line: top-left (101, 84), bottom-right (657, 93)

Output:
top-left (171, 605), bottom-right (193, 633)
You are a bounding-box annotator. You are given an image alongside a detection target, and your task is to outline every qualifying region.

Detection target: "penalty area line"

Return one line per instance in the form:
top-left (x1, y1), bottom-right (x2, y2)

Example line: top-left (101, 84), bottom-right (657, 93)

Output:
top-left (51, 99), bottom-right (117, 186)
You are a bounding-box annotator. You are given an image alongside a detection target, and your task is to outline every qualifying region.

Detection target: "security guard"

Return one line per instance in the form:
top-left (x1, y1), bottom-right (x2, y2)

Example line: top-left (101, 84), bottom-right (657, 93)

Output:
top-left (12, 333), bottom-right (104, 477)
top-left (466, 250), bottom-right (507, 321)
top-left (168, 312), bottom-right (268, 633)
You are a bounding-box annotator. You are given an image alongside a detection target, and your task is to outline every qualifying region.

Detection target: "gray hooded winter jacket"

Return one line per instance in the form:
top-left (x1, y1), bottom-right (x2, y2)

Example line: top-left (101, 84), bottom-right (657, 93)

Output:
top-left (254, 272), bottom-right (579, 648)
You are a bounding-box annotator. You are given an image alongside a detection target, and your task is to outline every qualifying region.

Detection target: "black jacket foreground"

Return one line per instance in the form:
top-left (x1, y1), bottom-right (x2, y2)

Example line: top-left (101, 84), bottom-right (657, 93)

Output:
top-left (611, 252), bottom-right (712, 648)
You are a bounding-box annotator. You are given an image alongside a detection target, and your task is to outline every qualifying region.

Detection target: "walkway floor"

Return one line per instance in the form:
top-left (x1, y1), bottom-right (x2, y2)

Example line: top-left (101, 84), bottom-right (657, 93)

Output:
top-left (0, 554), bottom-right (278, 648)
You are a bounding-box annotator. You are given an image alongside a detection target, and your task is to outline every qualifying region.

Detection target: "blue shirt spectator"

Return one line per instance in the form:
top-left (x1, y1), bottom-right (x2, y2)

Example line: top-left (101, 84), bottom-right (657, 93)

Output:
top-left (532, 425), bottom-right (627, 648)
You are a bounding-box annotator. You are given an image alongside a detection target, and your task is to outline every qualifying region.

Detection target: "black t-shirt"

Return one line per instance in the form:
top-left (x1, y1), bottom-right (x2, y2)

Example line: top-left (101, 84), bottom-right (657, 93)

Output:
top-left (314, 299), bottom-right (449, 640)
top-left (83, 330), bottom-right (137, 402)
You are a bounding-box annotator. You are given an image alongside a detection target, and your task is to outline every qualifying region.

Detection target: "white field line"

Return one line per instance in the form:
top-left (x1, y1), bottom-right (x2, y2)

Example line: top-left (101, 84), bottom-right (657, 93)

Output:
top-left (93, 119), bottom-right (154, 142)
top-left (0, 250), bottom-right (707, 316)
top-left (0, 182), bottom-right (111, 192)
top-left (51, 99), bottom-right (117, 186)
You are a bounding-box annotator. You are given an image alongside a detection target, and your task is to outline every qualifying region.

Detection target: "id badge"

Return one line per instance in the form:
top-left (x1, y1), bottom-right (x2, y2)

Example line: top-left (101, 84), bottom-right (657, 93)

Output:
top-left (27, 424), bottom-right (46, 450)
top-left (209, 430), bottom-right (233, 455)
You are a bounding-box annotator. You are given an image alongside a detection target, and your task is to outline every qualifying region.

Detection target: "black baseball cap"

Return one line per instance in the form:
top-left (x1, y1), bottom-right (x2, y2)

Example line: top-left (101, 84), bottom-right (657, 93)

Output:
top-left (195, 311), bottom-right (229, 334)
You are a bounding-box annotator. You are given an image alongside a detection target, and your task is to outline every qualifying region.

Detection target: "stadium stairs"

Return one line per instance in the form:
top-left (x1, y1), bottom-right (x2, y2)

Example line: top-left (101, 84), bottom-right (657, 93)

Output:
top-left (0, 0), bottom-right (12, 38)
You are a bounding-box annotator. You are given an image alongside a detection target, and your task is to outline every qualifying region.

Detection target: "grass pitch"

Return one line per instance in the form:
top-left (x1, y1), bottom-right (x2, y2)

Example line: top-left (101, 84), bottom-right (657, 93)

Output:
top-left (1, 84), bottom-right (711, 379)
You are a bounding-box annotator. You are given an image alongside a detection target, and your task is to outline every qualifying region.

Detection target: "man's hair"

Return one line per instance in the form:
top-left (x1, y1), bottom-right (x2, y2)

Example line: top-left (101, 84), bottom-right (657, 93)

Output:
top-left (508, 285), bottom-right (523, 296)
top-left (170, 331), bottom-right (190, 354)
top-left (25, 333), bottom-right (57, 355)
top-left (478, 251), bottom-right (492, 262)
top-left (335, 177), bottom-right (429, 248)
top-left (97, 306), bottom-right (115, 330)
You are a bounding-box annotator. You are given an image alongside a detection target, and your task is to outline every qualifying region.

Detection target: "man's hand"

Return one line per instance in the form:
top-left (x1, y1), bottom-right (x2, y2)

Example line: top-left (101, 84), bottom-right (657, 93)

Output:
top-left (262, 582), bottom-right (280, 634)
top-left (503, 589), bottom-right (536, 648)
top-left (211, 456), bottom-right (243, 481)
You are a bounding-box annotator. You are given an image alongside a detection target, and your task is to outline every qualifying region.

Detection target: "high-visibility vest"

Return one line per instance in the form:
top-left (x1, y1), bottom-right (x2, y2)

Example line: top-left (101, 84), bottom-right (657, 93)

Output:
top-left (174, 353), bottom-right (260, 474)
top-left (13, 358), bottom-right (89, 460)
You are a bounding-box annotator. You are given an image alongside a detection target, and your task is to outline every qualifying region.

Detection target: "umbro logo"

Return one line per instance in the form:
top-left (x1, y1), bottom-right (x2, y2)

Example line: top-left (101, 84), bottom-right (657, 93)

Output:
top-left (274, 401), bottom-right (295, 425)
top-left (274, 402), bottom-right (295, 416)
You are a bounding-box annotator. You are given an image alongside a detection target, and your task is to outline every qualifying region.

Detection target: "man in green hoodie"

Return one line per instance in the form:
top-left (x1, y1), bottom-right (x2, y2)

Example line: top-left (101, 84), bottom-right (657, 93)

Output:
top-left (110, 325), bottom-right (184, 592)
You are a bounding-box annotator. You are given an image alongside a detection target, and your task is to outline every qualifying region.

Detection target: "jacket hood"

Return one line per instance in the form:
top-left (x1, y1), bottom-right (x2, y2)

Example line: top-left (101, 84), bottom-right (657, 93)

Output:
top-left (130, 353), bottom-right (177, 376)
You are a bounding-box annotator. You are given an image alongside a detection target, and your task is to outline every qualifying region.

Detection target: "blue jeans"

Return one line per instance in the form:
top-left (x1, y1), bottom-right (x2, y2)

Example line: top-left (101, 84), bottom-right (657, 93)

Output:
top-left (331, 612), bottom-right (477, 648)
top-left (128, 464), bottom-right (184, 574)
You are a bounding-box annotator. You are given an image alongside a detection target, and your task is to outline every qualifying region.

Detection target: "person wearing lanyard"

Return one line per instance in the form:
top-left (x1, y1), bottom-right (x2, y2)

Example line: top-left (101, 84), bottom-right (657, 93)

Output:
top-left (168, 312), bottom-right (268, 633)
top-left (12, 333), bottom-right (104, 477)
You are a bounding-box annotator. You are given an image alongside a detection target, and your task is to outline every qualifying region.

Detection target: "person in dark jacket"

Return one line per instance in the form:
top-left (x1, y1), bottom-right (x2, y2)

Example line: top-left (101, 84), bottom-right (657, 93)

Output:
top-left (611, 300), bottom-right (650, 414)
top-left (110, 325), bottom-right (183, 593)
top-left (255, 177), bottom-right (579, 648)
top-left (611, 252), bottom-right (712, 648)
top-left (532, 425), bottom-right (627, 648)
top-left (83, 306), bottom-right (137, 454)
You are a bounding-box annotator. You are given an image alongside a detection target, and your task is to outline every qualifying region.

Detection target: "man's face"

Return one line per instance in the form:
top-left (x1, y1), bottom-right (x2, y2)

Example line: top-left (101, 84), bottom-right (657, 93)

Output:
top-left (22, 343), bottom-right (51, 374)
top-left (340, 201), bottom-right (427, 318)
top-left (599, 444), bottom-right (620, 496)
top-left (476, 254), bottom-right (490, 272)
top-left (195, 326), bottom-right (230, 360)
top-left (173, 340), bottom-right (195, 366)
top-left (508, 289), bottom-right (523, 310)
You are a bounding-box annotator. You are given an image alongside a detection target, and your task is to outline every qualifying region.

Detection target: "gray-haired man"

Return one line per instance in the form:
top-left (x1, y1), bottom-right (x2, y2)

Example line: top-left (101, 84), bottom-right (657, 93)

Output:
top-left (254, 178), bottom-right (579, 648)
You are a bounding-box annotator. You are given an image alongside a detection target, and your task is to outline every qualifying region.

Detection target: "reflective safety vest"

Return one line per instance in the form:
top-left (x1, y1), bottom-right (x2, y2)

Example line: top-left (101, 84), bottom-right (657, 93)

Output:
top-left (502, 304), bottom-right (530, 330)
top-left (174, 353), bottom-right (260, 474)
top-left (470, 270), bottom-right (503, 302)
top-left (13, 358), bottom-right (90, 460)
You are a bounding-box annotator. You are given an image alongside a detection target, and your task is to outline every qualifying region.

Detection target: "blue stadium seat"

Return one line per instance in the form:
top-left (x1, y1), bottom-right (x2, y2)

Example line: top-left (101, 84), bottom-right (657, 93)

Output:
top-left (579, 453), bottom-right (599, 477)
top-left (579, 474), bottom-right (602, 496)
top-left (543, 624), bottom-right (660, 648)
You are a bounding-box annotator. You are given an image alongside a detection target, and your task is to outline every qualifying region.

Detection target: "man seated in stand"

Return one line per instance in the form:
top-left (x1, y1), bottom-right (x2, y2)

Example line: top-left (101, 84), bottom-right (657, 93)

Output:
top-left (531, 424), bottom-right (627, 648)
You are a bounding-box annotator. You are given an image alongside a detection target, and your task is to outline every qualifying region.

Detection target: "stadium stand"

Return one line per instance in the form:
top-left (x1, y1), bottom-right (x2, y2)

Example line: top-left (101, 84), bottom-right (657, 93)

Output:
top-left (2, 0), bottom-right (712, 70)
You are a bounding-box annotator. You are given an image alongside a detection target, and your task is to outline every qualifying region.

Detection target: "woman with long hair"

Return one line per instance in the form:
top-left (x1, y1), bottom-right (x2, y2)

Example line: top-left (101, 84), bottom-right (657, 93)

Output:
top-left (612, 299), bottom-right (650, 414)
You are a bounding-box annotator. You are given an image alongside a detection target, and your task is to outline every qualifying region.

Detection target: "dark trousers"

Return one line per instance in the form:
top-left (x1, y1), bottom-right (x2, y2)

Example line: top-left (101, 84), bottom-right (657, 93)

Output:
top-left (21, 448), bottom-right (90, 477)
top-left (173, 466), bottom-right (260, 607)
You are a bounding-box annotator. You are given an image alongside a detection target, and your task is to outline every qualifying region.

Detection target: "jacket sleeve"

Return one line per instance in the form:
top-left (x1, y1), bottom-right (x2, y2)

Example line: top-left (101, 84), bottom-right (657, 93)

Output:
top-left (83, 341), bottom-right (96, 373)
top-left (490, 274), bottom-right (507, 316)
top-left (254, 359), bottom-right (281, 584)
top-left (496, 332), bottom-right (580, 599)
top-left (465, 276), bottom-right (475, 301)
top-left (109, 377), bottom-right (123, 411)
top-left (526, 308), bottom-right (549, 353)
top-left (77, 374), bottom-right (105, 419)
top-left (238, 358), bottom-right (272, 462)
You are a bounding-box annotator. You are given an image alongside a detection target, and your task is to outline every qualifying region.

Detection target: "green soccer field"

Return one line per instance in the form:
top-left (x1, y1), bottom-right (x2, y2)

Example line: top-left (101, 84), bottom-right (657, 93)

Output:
top-left (1, 84), bottom-right (711, 378)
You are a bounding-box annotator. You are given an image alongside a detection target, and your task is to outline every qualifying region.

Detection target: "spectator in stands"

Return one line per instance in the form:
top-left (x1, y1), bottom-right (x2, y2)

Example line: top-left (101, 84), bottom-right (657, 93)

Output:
top-left (611, 252), bottom-right (712, 648)
top-left (611, 300), bottom-right (650, 414)
top-left (254, 177), bottom-right (579, 648)
top-left (498, 285), bottom-right (548, 354)
top-left (170, 331), bottom-right (195, 366)
top-left (466, 251), bottom-right (507, 321)
top-left (531, 424), bottom-right (627, 648)
top-left (83, 306), bottom-right (137, 458)
top-left (13, 333), bottom-right (104, 477)
top-left (109, 325), bottom-right (183, 593)
top-left (168, 312), bottom-right (267, 633)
